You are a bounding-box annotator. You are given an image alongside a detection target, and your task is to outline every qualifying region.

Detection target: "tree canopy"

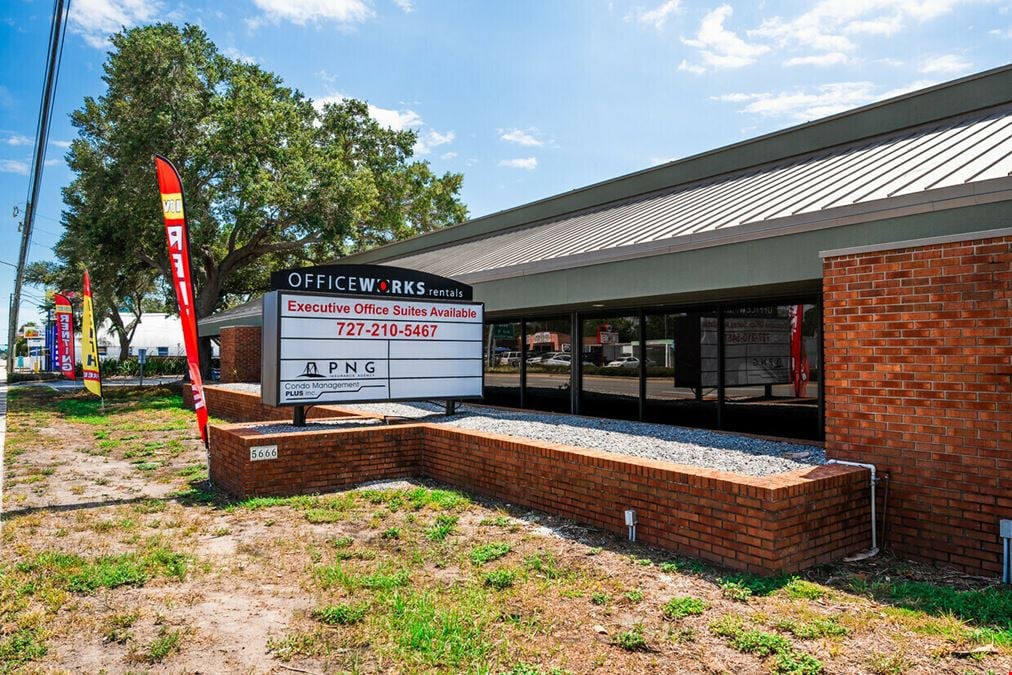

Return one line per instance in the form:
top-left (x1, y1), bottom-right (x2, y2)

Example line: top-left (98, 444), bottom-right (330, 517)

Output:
top-left (54, 22), bottom-right (467, 361)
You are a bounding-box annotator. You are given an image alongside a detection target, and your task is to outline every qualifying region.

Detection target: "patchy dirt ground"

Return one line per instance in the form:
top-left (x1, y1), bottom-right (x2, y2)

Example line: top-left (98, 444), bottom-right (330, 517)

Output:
top-left (1, 386), bottom-right (1010, 674)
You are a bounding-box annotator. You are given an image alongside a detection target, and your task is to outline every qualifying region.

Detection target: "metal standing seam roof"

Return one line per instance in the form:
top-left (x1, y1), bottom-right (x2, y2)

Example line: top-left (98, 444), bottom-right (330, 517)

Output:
top-left (384, 106), bottom-right (1012, 280)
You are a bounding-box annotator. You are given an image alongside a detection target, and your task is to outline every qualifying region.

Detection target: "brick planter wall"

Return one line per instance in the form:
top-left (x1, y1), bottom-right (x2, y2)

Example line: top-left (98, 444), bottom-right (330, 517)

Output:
top-left (210, 421), bottom-right (870, 575)
top-left (219, 326), bottom-right (262, 383)
top-left (823, 232), bottom-right (1012, 577)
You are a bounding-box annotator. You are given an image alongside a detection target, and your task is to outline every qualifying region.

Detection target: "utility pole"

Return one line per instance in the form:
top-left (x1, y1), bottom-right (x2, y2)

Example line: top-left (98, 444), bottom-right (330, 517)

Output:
top-left (6, 0), bottom-right (69, 373)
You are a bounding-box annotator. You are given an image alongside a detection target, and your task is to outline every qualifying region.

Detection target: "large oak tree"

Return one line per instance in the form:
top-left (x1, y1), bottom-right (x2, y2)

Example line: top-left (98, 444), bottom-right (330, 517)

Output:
top-left (58, 23), bottom-right (467, 371)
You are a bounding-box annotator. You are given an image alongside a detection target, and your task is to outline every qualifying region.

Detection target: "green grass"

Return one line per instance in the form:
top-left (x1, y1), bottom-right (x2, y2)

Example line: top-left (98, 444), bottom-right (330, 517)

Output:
top-left (612, 625), bottom-right (648, 652)
top-left (774, 617), bottom-right (848, 639)
top-left (331, 536), bottom-right (354, 548)
top-left (470, 542), bottom-right (511, 566)
top-left (883, 582), bottom-right (1012, 636)
top-left (313, 603), bottom-right (368, 625)
top-left (316, 564), bottom-right (410, 591)
top-left (483, 569), bottom-right (516, 590)
top-left (624, 589), bottom-right (643, 603)
top-left (387, 589), bottom-right (491, 669)
top-left (720, 580), bottom-right (753, 602)
top-left (478, 515), bottom-right (513, 528)
top-left (710, 615), bottom-right (823, 674)
top-left (381, 527), bottom-right (401, 540)
top-left (143, 628), bottom-right (181, 663)
top-left (524, 552), bottom-right (562, 580)
top-left (662, 596), bottom-right (707, 619)
top-left (15, 547), bottom-right (188, 594)
top-left (782, 579), bottom-right (828, 601)
top-left (0, 628), bottom-right (47, 673)
top-left (426, 514), bottom-right (458, 541)
top-left (590, 592), bottom-right (609, 606)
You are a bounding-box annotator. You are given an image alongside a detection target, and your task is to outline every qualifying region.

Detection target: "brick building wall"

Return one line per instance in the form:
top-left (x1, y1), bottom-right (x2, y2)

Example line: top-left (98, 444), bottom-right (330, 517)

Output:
top-left (823, 231), bottom-right (1012, 576)
top-left (211, 421), bottom-right (870, 575)
top-left (219, 326), bottom-right (262, 383)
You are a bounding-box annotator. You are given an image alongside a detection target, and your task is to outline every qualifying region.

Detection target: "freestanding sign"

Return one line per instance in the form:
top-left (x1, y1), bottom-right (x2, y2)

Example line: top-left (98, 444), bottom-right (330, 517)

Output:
top-left (262, 291), bottom-right (484, 406)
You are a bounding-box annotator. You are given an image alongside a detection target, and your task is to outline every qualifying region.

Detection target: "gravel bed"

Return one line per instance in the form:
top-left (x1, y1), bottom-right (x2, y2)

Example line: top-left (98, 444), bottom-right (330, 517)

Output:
top-left (250, 418), bottom-right (383, 435)
top-left (214, 383), bottom-right (823, 476)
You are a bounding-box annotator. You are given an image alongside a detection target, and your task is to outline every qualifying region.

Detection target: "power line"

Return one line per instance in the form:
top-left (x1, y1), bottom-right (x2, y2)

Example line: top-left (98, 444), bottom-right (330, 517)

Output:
top-left (6, 0), bottom-right (70, 371)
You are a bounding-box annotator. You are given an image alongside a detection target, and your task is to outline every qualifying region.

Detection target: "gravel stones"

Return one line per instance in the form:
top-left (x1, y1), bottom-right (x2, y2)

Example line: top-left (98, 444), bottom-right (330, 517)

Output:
top-left (215, 384), bottom-right (823, 476)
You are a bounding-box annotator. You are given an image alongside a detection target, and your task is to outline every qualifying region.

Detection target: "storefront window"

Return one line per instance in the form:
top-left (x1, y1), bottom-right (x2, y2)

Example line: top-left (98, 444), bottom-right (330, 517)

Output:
top-left (643, 311), bottom-right (719, 429)
top-left (721, 304), bottom-right (820, 441)
top-left (483, 321), bottom-right (522, 407)
top-left (580, 315), bottom-right (640, 420)
top-left (524, 317), bottom-right (571, 413)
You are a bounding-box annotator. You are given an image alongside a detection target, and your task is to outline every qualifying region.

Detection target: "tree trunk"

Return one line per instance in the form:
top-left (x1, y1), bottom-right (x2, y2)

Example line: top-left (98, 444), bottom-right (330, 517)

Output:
top-left (194, 276), bottom-right (221, 379)
top-left (106, 309), bottom-right (132, 360)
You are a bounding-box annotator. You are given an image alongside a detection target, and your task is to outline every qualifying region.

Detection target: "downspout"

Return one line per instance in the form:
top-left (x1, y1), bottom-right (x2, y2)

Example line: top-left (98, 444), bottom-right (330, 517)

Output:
top-left (828, 459), bottom-right (879, 560)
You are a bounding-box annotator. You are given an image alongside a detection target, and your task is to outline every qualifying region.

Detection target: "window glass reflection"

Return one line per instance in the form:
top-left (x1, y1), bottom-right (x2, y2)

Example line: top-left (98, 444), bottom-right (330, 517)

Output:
top-left (524, 317), bottom-right (571, 413)
top-left (580, 315), bottom-right (640, 420)
top-left (483, 321), bottom-right (521, 407)
top-left (722, 304), bottom-right (820, 440)
top-left (643, 311), bottom-right (719, 428)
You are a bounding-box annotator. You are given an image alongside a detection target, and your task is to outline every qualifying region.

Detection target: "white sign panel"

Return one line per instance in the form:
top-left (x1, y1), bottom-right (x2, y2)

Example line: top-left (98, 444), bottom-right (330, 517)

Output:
top-left (262, 292), bottom-right (484, 406)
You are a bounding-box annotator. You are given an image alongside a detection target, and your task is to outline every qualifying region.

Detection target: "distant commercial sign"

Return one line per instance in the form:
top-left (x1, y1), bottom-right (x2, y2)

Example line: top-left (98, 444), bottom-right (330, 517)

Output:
top-left (262, 291), bottom-right (484, 407)
top-left (675, 311), bottom-right (790, 388)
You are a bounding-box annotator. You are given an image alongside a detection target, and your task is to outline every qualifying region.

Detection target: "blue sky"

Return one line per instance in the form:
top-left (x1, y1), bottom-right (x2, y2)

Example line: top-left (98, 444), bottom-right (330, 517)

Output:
top-left (2, 0), bottom-right (1011, 335)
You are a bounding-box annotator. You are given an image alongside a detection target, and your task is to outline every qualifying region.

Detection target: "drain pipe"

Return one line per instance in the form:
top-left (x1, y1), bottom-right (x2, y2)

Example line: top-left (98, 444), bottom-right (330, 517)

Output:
top-left (828, 459), bottom-right (879, 560)
top-left (1001, 519), bottom-right (1011, 584)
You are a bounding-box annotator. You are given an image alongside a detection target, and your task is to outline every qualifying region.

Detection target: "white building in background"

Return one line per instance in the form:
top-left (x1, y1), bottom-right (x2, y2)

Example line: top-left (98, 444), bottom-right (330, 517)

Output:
top-left (82, 313), bottom-right (218, 361)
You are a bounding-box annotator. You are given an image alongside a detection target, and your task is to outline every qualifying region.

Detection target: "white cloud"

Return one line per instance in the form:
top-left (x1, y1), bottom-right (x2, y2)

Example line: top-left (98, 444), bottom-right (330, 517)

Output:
top-left (252, 0), bottom-right (373, 26)
top-left (712, 81), bottom-right (880, 121)
top-left (498, 157), bottom-right (538, 170)
top-left (677, 59), bottom-right (706, 74)
top-left (414, 129), bottom-right (455, 155)
top-left (649, 156), bottom-right (678, 166)
top-left (919, 53), bottom-right (972, 75)
top-left (223, 46), bottom-right (257, 64)
top-left (681, 5), bottom-right (769, 71)
top-left (989, 27), bottom-right (1012, 38)
top-left (5, 134), bottom-right (32, 146)
top-left (784, 52), bottom-right (849, 67)
top-left (392, 0), bottom-right (414, 12)
top-left (439, 151), bottom-right (458, 160)
top-left (750, 1), bottom-right (964, 56)
top-left (68, 0), bottom-right (161, 49)
top-left (313, 94), bottom-right (452, 156)
top-left (50, 140), bottom-right (72, 148)
top-left (499, 128), bottom-right (544, 147)
top-left (627, 0), bottom-right (681, 29)
top-left (0, 159), bottom-right (29, 174)
top-left (44, 158), bottom-right (63, 167)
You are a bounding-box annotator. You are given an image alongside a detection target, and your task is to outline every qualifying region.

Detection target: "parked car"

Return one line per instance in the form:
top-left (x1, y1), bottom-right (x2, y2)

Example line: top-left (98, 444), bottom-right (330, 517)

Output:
top-left (542, 354), bottom-right (572, 366)
top-left (605, 356), bottom-right (655, 368)
top-left (498, 351), bottom-right (521, 366)
top-left (527, 352), bottom-right (558, 364)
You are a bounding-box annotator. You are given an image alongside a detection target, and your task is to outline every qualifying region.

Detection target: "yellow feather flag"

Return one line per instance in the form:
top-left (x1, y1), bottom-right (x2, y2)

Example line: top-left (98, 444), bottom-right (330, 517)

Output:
top-left (81, 269), bottom-right (102, 397)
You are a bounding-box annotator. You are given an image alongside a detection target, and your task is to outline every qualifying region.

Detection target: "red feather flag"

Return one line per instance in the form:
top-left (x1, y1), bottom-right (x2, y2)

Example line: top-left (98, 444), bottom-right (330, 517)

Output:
top-left (154, 155), bottom-right (209, 447)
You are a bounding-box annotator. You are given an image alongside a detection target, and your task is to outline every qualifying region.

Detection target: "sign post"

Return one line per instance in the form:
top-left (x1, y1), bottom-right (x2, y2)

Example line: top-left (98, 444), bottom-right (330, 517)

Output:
top-left (138, 348), bottom-right (147, 386)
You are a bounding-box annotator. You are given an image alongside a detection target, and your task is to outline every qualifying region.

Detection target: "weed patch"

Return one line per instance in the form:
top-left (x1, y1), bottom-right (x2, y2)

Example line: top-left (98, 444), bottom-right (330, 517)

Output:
top-left (484, 569), bottom-right (516, 590)
top-left (426, 514), bottom-right (458, 541)
top-left (470, 542), bottom-right (511, 566)
top-left (612, 624), bottom-right (648, 652)
top-left (662, 596), bottom-right (707, 619)
top-left (313, 603), bottom-right (368, 625)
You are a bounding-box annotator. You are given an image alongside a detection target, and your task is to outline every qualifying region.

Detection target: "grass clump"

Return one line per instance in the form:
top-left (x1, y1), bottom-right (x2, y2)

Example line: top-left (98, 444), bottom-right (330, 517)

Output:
top-left (483, 569), bottom-right (516, 590)
top-left (710, 615), bottom-right (823, 674)
top-left (624, 589), bottom-right (643, 603)
top-left (387, 589), bottom-right (491, 669)
top-left (524, 552), bottom-right (562, 580)
top-left (312, 603), bottom-right (368, 626)
top-left (381, 527), bottom-right (401, 540)
top-left (141, 628), bottom-right (181, 664)
top-left (590, 592), bottom-right (609, 606)
top-left (478, 515), bottom-right (513, 528)
top-left (774, 617), bottom-right (848, 639)
top-left (611, 624), bottom-right (648, 652)
top-left (720, 580), bottom-right (753, 602)
top-left (426, 514), bottom-right (458, 542)
top-left (316, 564), bottom-right (410, 591)
top-left (782, 579), bottom-right (828, 601)
top-left (104, 612), bottom-right (138, 644)
top-left (330, 536), bottom-right (354, 548)
top-left (406, 487), bottom-right (469, 511)
top-left (662, 596), bottom-right (707, 619)
top-left (470, 542), bottom-right (511, 566)
top-left (16, 548), bottom-right (187, 594)
top-left (0, 628), bottom-right (47, 671)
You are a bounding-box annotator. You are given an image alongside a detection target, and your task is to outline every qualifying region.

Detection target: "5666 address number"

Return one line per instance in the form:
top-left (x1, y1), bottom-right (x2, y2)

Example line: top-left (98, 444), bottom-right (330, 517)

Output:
top-left (250, 445), bottom-right (278, 461)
